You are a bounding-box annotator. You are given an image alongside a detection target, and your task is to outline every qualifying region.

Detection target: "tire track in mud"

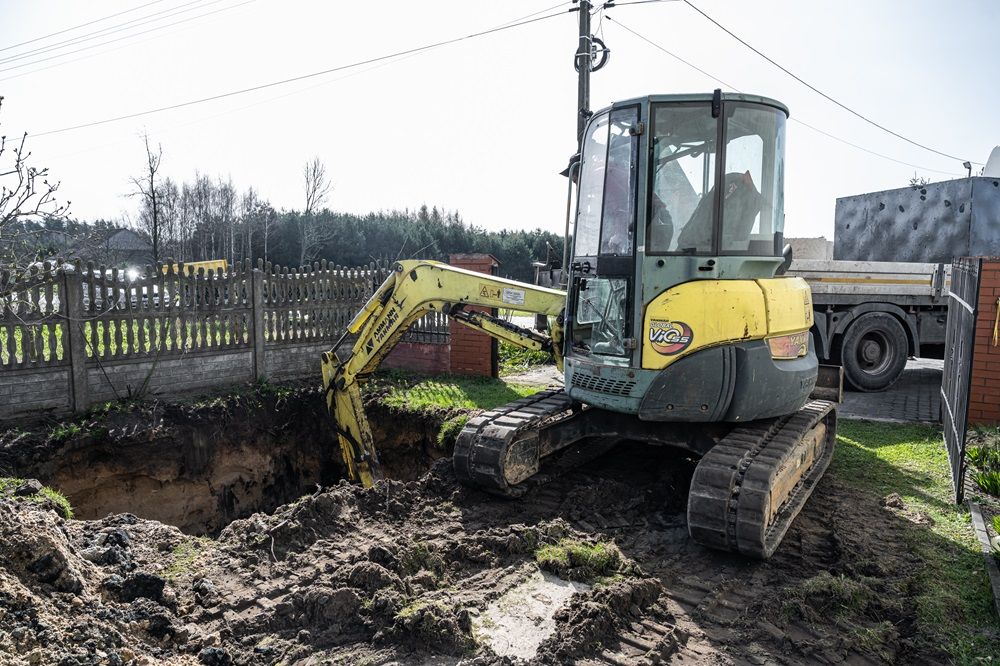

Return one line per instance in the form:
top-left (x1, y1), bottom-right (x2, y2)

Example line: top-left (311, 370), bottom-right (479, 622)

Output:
top-left (465, 440), bottom-right (934, 665)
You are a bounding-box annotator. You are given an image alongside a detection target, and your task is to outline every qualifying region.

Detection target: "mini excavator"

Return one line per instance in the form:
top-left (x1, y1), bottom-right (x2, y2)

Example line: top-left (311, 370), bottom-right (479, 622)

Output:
top-left (321, 92), bottom-right (840, 559)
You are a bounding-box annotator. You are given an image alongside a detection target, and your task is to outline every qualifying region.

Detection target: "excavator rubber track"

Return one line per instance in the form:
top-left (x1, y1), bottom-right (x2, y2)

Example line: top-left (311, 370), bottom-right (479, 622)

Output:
top-left (686, 400), bottom-right (838, 559)
top-left (453, 388), bottom-right (576, 497)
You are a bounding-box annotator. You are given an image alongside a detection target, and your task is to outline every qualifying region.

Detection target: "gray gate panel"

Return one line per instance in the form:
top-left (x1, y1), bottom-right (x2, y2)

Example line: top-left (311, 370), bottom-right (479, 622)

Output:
top-left (941, 257), bottom-right (981, 503)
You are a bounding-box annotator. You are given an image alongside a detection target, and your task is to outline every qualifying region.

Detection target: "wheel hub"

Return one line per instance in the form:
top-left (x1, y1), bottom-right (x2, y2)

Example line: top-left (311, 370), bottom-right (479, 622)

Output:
top-left (861, 339), bottom-right (882, 365)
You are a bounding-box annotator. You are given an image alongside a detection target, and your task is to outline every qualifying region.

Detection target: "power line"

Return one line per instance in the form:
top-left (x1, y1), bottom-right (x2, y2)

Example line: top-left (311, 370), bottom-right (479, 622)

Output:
top-left (49, 44), bottom-right (435, 160)
top-left (607, 16), bottom-right (739, 90)
top-left (498, 1), bottom-right (573, 27)
top-left (0, 0), bottom-right (211, 65)
top-left (600, 0), bottom-right (679, 9)
top-left (0, 0), bottom-right (246, 74)
top-left (0, 14), bottom-right (211, 84)
top-left (606, 16), bottom-right (961, 176)
top-left (0, 0), bottom-right (173, 53)
top-left (681, 0), bottom-right (981, 166)
top-left (29, 8), bottom-right (572, 140)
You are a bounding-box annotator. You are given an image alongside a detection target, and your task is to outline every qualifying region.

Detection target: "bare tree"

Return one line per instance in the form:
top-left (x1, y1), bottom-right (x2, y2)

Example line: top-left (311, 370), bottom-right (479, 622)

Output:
top-left (128, 132), bottom-right (164, 263)
top-left (157, 177), bottom-right (180, 259)
top-left (303, 156), bottom-right (332, 215)
top-left (298, 156), bottom-right (334, 265)
top-left (217, 176), bottom-right (236, 265)
top-left (0, 96), bottom-right (71, 266)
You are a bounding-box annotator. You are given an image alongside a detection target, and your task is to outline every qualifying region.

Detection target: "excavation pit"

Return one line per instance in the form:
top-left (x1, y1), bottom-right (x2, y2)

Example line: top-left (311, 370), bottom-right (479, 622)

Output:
top-left (0, 385), bottom-right (444, 535)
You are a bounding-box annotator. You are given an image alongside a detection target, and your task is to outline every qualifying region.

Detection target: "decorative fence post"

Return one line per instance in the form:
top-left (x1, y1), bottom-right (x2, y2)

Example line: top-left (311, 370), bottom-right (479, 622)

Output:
top-left (251, 260), bottom-right (267, 381)
top-left (62, 264), bottom-right (90, 413)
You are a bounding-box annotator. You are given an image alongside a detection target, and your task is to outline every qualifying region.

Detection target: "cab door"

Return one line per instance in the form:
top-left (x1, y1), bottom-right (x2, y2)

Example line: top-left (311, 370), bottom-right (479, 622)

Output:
top-left (568, 105), bottom-right (641, 360)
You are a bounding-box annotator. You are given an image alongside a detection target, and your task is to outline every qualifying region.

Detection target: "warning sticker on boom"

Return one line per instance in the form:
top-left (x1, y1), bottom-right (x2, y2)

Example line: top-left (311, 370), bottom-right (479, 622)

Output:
top-left (479, 284), bottom-right (501, 300)
top-left (501, 288), bottom-right (526, 306)
top-left (477, 284), bottom-right (526, 306)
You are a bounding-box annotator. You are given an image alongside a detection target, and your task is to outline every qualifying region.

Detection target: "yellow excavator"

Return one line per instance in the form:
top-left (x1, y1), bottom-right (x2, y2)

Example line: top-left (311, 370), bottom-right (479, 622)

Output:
top-left (321, 91), bottom-right (839, 559)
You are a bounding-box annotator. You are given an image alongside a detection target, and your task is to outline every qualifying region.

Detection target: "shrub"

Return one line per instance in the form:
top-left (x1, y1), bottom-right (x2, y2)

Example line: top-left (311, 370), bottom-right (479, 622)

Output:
top-left (972, 470), bottom-right (1000, 497)
top-left (967, 446), bottom-right (1000, 472)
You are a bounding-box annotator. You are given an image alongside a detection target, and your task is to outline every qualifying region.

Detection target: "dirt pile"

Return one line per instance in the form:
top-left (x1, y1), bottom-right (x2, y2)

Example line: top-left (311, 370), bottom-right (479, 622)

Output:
top-left (0, 402), bottom-right (982, 664)
top-left (0, 461), bottom-right (673, 665)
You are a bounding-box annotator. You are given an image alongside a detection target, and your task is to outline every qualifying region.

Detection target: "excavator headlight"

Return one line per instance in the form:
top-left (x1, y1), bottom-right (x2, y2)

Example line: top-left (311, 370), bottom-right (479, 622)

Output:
top-left (766, 332), bottom-right (809, 359)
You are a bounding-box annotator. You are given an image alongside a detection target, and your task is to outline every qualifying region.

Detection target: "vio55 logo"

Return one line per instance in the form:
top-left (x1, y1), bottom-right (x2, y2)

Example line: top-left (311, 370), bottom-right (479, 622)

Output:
top-left (648, 320), bottom-right (693, 355)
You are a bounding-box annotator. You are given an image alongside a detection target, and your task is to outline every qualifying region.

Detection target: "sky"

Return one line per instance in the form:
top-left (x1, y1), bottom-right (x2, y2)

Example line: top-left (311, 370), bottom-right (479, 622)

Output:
top-left (1, 0), bottom-right (997, 242)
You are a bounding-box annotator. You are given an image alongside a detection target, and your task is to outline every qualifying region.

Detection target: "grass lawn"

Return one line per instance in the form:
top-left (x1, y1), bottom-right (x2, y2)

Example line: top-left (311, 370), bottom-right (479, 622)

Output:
top-left (369, 372), bottom-right (540, 412)
top-left (835, 420), bottom-right (1000, 662)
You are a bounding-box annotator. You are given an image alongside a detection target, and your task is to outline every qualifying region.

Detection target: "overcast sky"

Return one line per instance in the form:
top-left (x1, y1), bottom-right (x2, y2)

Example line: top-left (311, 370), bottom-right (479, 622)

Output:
top-left (1, 0), bottom-right (996, 241)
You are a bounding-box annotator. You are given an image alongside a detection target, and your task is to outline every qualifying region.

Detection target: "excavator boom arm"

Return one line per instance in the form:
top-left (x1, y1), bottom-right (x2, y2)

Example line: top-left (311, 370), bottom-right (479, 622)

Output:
top-left (322, 260), bottom-right (566, 486)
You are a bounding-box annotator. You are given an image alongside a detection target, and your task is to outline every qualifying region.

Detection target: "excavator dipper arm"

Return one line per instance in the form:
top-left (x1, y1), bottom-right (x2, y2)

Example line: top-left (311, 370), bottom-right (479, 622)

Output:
top-left (321, 260), bottom-right (566, 487)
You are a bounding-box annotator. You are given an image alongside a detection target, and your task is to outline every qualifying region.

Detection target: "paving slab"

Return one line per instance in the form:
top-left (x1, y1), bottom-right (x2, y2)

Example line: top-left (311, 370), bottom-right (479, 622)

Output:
top-left (840, 359), bottom-right (942, 423)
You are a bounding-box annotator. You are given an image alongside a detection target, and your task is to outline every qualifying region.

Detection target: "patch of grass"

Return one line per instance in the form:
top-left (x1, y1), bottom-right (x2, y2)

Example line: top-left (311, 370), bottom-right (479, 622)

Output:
top-left (398, 542), bottom-right (446, 579)
top-left (38, 486), bottom-right (73, 519)
top-left (0, 477), bottom-right (73, 519)
top-left (852, 621), bottom-right (898, 663)
top-left (535, 538), bottom-right (623, 581)
top-left (164, 536), bottom-right (213, 582)
top-left (371, 372), bottom-right (540, 412)
top-left (498, 341), bottom-right (551, 375)
top-left (49, 422), bottom-right (84, 443)
top-left (436, 414), bottom-right (470, 451)
top-left (834, 420), bottom-right (1000, 662)
top-left (992, 515), bottom-right (1000, 536)
top-left (790, 571), bottom-right (872, 618)
top-left (254, 377), bottom-right (294, 401)
top-left (593, 573), bottom-right (628, 588)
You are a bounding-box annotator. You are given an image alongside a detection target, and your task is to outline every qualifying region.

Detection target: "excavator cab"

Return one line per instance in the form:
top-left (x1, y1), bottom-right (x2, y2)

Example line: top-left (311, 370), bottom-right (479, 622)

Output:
top-left (564, 92), bottom-right (817, 424)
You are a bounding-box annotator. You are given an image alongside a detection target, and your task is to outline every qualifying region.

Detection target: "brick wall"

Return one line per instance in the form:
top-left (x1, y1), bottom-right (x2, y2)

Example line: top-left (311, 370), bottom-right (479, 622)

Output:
top-left (382, 342), bottom-right (451, 375)
top-left (448, 254), bottom-right (499, 377)
top-left (969, 259), bottom-right (1000, 425)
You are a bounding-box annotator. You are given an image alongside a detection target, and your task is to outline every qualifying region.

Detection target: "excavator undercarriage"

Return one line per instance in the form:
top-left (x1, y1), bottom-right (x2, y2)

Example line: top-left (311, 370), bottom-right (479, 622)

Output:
top-left (452, 386), bottom-right (837, 560)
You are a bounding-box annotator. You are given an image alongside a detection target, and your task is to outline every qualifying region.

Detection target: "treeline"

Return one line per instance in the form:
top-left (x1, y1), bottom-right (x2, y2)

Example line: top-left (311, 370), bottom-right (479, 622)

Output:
top-left (11, 175), bottom-right (564, 283)
top-left (126, 174), bottom-right (564, 283)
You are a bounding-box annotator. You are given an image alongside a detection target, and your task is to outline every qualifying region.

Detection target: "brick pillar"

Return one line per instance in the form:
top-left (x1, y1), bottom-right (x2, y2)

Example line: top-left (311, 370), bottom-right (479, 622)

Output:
top-left (969, 259), bottom-right (1000, 425)
top-left (448, 254), bottom-right (500, 377)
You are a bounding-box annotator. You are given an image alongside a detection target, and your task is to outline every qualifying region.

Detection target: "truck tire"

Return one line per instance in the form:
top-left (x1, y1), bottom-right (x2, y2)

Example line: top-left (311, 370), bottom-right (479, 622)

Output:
top-left (839, 312), bottom-right (908, 392)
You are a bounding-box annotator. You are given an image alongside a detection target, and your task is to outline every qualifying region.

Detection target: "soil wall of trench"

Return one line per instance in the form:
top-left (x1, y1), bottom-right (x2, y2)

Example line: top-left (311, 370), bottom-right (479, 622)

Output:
top-left (0, 386), bottom-right (445, 534)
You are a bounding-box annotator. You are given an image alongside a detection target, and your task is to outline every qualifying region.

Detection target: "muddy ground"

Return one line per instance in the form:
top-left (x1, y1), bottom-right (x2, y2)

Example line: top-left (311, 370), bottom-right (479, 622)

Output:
top-left (0, 390), bottom-right (981, 665)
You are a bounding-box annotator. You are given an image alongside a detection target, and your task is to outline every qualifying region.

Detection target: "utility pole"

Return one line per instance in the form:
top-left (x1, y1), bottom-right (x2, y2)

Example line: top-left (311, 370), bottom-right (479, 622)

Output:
top-left (575, 0), bottom-right (592, 149)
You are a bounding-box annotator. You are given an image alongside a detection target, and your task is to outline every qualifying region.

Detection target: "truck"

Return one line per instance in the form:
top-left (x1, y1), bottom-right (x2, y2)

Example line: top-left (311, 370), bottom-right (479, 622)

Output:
top-left (787, 258), bottom-right (948, 391)
top-left (786, 175), bottom-right (1000, 391)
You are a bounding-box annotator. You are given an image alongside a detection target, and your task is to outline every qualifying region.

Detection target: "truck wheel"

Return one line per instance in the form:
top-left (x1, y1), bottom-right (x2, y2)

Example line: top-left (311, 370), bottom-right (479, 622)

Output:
top-left (840, 313), bottom-right (908, 392)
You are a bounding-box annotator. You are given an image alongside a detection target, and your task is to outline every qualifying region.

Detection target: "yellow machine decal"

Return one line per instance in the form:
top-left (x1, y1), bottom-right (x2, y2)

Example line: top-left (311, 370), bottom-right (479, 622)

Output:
top-left (641, 278), bottom-right (813, 370)
top-left (648, 320), bottom-right (694, 355)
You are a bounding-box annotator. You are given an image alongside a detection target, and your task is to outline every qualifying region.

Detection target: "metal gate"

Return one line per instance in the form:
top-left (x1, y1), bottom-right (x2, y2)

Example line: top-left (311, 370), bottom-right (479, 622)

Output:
top-left (942, 257), bottom-right (983, 502)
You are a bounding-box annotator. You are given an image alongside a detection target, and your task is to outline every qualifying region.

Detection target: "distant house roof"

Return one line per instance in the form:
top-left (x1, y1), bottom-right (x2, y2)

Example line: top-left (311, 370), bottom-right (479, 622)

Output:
top-left (63, 228), bottom-right (152, 261)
